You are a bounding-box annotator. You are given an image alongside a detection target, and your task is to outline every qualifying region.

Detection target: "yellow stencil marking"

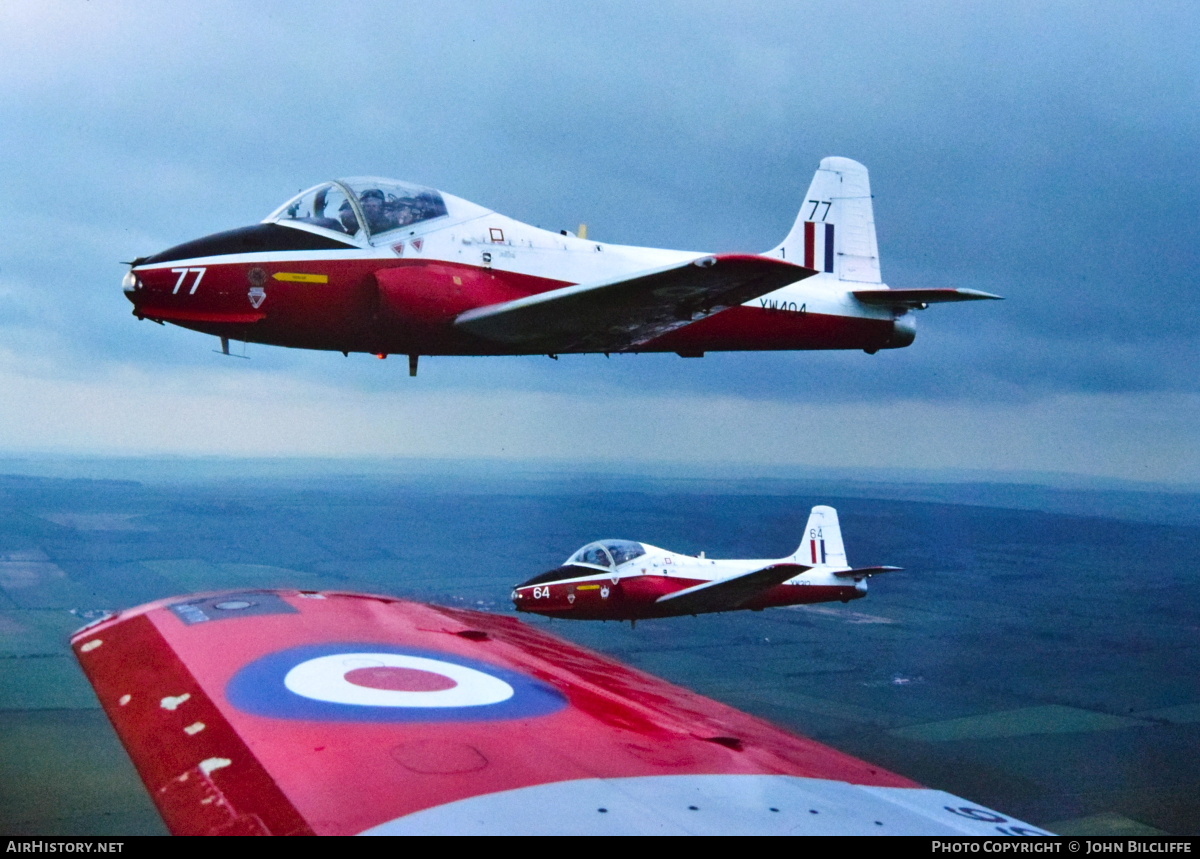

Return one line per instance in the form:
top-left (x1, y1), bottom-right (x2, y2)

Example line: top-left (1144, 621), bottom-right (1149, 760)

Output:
top-left (576, 585), bottom-right (600, 591)
top-left (272, 272), bottom-right (329, 284)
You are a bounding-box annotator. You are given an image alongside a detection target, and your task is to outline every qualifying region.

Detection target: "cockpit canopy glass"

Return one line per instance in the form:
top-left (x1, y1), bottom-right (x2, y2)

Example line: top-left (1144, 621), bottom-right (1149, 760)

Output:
top-left (267, 183), bottom-right (357, 238)
top-left (341, 178), bottom-right (448, 239)
top-left (568, 540), bottom-right (645, 569)
top-left (266, 179), bottom-right (449, 244)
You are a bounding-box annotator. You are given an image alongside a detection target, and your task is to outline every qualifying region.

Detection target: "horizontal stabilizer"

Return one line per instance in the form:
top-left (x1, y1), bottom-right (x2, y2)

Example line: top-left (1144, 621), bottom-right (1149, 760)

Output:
top-left (456, 254), bottom-right (814, 353)
top-left (852, 288), bottom-right (1002, 308)
top-left (656, 563), bottom-right (809, 615)
top-left (833, 566), bottom-right (903, 579)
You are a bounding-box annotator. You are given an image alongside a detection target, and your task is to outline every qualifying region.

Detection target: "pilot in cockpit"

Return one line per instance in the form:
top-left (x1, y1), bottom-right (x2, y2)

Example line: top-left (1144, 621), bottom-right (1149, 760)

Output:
top-left (338, 200), bottom-right (359, 235)
top-left (359, 189), bottom-right (399, 234)
top-left (391, 199), bottom-right (417, 228)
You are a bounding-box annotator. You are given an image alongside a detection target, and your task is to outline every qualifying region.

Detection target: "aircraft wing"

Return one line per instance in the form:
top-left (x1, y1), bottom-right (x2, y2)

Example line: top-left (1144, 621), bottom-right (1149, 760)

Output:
top-left (833, 565), bottom-right (904, 579)
top-left (71, 589), bottom-right (1051, 836)
top-left (852, 288), bottom-right (1002, 308)
top-left (654, 563), bottom-right (812, 615)
top-left (455, 254), bottom-right (814, 353)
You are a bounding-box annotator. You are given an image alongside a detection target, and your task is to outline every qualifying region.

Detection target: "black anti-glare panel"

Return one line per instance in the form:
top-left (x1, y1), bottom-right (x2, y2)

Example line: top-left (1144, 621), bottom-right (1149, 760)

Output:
top-left (141, 223), bottom-right (356, 264)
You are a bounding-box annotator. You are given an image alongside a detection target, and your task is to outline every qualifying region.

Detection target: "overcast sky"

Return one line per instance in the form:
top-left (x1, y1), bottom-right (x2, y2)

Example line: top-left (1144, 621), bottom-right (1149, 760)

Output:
top-left (0, 1), bottom-right (1196, 482)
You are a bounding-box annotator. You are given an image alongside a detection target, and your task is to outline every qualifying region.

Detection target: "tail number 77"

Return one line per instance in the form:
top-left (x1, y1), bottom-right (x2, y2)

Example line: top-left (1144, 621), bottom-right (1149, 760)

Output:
top-left (171, 267), bottom-right (207, 294)
top-left (807, 200), bottom-right (832, 221)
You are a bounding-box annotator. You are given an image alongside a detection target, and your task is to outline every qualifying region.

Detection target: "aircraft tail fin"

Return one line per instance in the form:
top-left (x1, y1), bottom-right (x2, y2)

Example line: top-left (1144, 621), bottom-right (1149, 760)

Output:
top-left (794, 505), bottom-right (848, 567)
top-left (770, 157), bottom-right (881, 284)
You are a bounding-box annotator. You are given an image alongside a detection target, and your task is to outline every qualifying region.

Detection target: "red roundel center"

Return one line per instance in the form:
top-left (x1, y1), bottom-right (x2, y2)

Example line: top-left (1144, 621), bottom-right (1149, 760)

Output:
top-left (344, 666), bottom-right (458, 692)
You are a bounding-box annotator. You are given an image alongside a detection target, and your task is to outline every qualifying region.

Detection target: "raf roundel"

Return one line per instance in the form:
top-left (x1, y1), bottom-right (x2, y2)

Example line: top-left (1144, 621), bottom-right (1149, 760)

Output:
top-left (284, 652), bottom-right (514, 708)
top-left (228, 643), bottom-right (567, 723)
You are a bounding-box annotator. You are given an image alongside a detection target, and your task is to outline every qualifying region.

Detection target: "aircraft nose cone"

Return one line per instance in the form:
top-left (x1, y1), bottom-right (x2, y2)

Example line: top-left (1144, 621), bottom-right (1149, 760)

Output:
top-left (122, 269), bottom-right (141, 300)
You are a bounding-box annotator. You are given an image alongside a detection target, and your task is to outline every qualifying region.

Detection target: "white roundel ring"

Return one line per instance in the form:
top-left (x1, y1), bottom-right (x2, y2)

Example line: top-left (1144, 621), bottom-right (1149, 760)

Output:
top-left (283, 652), bottom-right (515, 708)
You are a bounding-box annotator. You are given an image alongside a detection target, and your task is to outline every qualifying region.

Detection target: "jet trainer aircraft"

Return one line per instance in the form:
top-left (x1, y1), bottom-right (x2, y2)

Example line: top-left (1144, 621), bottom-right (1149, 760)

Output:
top-left (123, 157), bottom-right (999, 373)
top-left (513, 505), bottom-right (900, 622)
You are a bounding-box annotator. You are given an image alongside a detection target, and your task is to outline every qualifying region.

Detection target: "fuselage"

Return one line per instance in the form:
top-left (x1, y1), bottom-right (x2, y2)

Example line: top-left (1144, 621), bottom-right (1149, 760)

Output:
top-left (512, 542), bottom-right (866, 621)
top-left (124, 177), bottom-right (912, 358)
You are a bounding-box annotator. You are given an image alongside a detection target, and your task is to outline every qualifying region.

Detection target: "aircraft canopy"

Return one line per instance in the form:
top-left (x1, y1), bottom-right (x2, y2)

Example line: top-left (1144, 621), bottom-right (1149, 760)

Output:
top-left (265, 178), bottom-right (449, 244)
top-left (568, 540), bottom-right (646, 569)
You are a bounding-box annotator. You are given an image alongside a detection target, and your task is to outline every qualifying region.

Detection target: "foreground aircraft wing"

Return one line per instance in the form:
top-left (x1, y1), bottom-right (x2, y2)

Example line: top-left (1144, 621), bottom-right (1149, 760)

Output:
top-left (655, 563), bottom-right (812, 615)
top-left (852, 288), bottom-right (1002, 308)
top-left (833, 566), bottom-right (904, 579)
top-left (455, 254), bottom-right (814, 353)
top-left (71, 589), bottom-right (1051, 836)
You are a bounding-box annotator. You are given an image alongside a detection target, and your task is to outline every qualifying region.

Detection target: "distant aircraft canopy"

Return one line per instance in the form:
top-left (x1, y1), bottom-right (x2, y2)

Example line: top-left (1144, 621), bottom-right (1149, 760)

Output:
top-left (568, 540), bottom-right (646, 569)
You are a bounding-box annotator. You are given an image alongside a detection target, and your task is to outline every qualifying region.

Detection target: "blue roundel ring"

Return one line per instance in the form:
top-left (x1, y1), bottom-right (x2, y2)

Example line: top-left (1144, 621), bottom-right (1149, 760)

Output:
top-left (227, 642), bottom-right (567, 722)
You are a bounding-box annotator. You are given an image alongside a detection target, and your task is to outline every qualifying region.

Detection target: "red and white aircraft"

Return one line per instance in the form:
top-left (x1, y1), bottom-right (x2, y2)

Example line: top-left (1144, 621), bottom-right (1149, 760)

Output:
top-left (72, 588), bottom-right (1050, 835)
top-left (513, 505), bottom-right (899, 622)
top-left (123, 157), bottom-right (999, 373)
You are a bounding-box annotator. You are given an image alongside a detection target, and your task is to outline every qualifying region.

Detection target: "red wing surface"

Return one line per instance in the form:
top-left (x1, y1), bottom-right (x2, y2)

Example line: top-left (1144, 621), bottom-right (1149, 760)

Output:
top-left (654, 563), bottom-right (812, 615)
top-left (71, 589), bottom-right (1051, 835)
top-left (455, 254), bottom-right (814, 353)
